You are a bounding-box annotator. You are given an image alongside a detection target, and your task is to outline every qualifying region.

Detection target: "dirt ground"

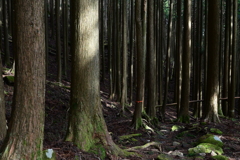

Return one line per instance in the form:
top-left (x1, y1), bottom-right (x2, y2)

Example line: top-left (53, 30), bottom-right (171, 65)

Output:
top-left (2, 53), bottom-right (240, 160)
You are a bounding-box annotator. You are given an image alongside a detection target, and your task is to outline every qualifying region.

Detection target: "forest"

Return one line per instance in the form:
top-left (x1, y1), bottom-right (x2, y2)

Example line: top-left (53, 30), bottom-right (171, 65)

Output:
top-left (0, 0), bottom-right (240, 159)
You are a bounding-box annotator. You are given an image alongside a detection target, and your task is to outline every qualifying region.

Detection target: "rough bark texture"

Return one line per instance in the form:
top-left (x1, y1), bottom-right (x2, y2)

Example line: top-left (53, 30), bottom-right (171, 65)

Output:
top-left (0, 0), bottom-right (6, 141)
top-left (0, 0), bottom-right (45, 159)
top-left (162, 0), bottom-right (173, 121)
top-left (121, 0), bottom-right (128, 111)
top-left (66, 0), bottom-right (126, 157)
top-left (175, 0), bottom-right (182, 117)
top-left (3, 0), bottom-right (10, 65)
top-left (56, 0), bottom-right (61, 82)
top-left (178, 0), bottom-right (191, 123)
top-left (222, 0), bottom-right (230, 116)
top-left (132, 0), bottom-right (144, 129)
top-left (0, 54), bottom-right (6, 141)
top-left (203, 0), bottom-right (220, 123)
top-left (146, 0), bottom-right (156, 119)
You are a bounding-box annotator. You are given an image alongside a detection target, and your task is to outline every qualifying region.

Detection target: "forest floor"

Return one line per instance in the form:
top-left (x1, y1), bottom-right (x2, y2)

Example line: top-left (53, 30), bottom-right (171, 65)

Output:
top-left (2, 53), bottom-right (240, 160)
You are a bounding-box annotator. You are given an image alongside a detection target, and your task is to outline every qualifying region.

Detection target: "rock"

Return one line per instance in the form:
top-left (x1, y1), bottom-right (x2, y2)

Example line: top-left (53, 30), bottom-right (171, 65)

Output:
top-left (182, 142), bottom-right (191, 148)
top-left (173, 141), bottom-right (181, 146)
top-left (188, 143), bottom-right (223, 156)
top-left (168, 150), bottom-right (184, 157)
top-left (43, 149), bottom-right (56, 160)
top-left (210, 128), bottom-right (223, 135)
top-left (199, 153), bottom-right (206, 156)
top-left (198, 134), bottom-right (223, 148)
top-left (211, 151), bottom-right (217, 156)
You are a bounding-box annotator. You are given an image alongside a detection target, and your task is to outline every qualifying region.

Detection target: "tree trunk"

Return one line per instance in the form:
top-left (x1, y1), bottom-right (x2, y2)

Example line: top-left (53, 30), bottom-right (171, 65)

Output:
top-left (132, 0), bottom-right (145, 129)
top-left (56, 0), bottom-right (62, 82)
top-left (203, 0), bottom-right (220, 123)
top-left (146, 0), bottom-right (156, 120)
top-left (0, 55), bottom-right (6, 141)
top-left (3, 0), bottom-right (10, 65)
top-left (45, 0), bottom-right (49, 77)
top-left (222, 0), bottom-right (230, 116)
top-left (162, 0), bottom-right (174, 121)
top-left (0, 0), bottom-right (46, 158)
top-left (65, 0), bottom-right (125, 157)
top-left (178, 0), bottom-right (191, 123)
top-left (63, 0), bottom-right (68, 77)
top-left (175, 0), bottom-right (182, 117)
top-left (121, 0), bottom-right (128, 111)
top-left (228, 0), bottom-right (237, 118)
top-left (0, 1), bottom-right (5, 141)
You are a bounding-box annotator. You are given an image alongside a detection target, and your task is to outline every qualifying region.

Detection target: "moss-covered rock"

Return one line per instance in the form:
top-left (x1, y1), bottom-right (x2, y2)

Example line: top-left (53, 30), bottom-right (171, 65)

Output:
top-left (198, 134), bottom-right (223, 148)
top-left (43, 149), bottom-right (56, 160)
top-left (171, 125), bottom-right (184, 132)
top-left (212, 155), bottom-right (229, 160)
top-left (210, 128), bottom-right (223, 135)
top-left (157, 153), bottom-right (174, 160)
top-left (188, 143), bottom-right (223, 156)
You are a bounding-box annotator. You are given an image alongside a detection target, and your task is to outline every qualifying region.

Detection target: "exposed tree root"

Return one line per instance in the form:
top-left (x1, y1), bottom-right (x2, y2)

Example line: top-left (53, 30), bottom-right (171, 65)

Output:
top-left (126, 142), bottom-right (161, 152)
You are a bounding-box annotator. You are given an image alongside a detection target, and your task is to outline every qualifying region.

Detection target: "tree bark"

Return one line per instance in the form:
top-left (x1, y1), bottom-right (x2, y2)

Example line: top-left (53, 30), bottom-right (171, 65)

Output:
top-left (132, 0), bottom-right (145, 129)
top-left (178, 0), bottom-right (191, 123)
top-left (56, 0), bottom-right (62, 82)
top-left (0, 0), bottom-right (46, 158)
top-left (162, 0), bottom-right (174, 121)
top-left (146, 0), bottom-right (156, 120)
top-left (228, 0), bottom-right (237, 118)
top-left (0, 54), bottom-right (6, 141)
top-left (222, 0), bottom-right (230, 116)
top-left (121, 0), bottom-right (128, 111)
top-left (3, 0), bottom-right (10, 65)
top-left (203, 0), bottom-right (220, 123)
top-left (66, 0), bottom-right (125, 157)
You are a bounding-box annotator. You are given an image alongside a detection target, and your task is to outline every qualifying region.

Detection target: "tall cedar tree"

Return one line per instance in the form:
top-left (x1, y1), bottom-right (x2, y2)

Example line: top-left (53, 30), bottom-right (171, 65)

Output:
top-left (203, 0), bottom-right (220, 122)
top-left (228, 0), bottom-right (237, 118)
top-left (146, 0), bottom-right (156, 119)
top-left (178, 0), bottom-right (191, 123)
top-left (121, 0), bottom-right (128, 111)
top-left (0, 54), bottom-right (6, 141)
top-left (65, 0), bottom-right (126, 157)
top-left (0, 0), bottom-right (6, 141)
top-left (132, 0), bottom-right (145, 129)
top-left (0, 0), bottom-right (46, 159)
